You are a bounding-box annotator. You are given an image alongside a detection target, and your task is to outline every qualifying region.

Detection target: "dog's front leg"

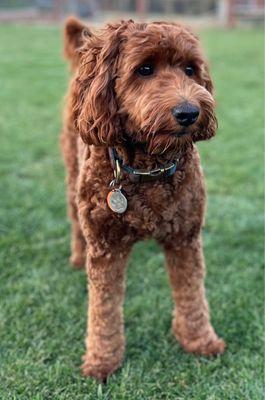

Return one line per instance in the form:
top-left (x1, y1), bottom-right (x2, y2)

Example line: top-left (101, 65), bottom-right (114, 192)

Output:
top-left (164, 237), bottom-right (226, 356)
top-left (82, 247), bottom-right (130, 381)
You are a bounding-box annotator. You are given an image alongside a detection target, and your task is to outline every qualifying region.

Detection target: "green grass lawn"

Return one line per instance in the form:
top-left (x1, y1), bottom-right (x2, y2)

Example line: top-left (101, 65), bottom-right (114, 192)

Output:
top-left (0, 24), bottom-right (264, 399)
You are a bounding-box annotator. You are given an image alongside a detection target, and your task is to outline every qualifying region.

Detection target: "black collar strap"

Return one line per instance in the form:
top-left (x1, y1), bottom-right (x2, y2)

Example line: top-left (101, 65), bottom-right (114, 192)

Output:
top-left (108, 147), bottom-right (179, 183)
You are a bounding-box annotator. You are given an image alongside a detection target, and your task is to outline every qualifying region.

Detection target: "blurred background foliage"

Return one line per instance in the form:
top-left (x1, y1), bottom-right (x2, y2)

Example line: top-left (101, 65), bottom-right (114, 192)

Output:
top-left (0, 0), bottom-right (264, 26)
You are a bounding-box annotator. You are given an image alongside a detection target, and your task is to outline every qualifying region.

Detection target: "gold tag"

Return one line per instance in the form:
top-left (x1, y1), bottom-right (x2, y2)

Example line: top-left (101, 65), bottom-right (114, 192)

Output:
top-left (107, 189), bottom-right (127, 214)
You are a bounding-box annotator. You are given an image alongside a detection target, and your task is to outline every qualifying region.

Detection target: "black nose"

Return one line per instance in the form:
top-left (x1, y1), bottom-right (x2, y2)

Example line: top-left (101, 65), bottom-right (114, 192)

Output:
top-left (172, 103), bottom-right (200, 127)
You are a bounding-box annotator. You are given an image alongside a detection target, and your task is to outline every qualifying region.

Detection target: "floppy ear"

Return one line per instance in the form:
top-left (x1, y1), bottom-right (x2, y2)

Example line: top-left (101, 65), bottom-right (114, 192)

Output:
top-left (64, 16), bottom-right (91, 71)
top-left (71, 21), bottom-right (130, 146)
top-left (193, 61), bottom-right (217, 143)
top-left (182, 24), bottom-right (214, 95)
top-left (201, 62), bottom-right (214, 94)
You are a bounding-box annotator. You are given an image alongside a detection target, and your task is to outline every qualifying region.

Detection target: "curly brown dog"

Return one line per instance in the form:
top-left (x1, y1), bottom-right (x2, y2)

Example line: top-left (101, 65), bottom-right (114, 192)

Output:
top-left (61, 17), bottom-right (226, 381)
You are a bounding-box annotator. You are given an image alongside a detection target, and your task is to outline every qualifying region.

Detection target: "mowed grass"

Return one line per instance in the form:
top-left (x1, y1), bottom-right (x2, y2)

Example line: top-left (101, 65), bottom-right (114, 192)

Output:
top-left (0, 24), bottom-right (264, 399)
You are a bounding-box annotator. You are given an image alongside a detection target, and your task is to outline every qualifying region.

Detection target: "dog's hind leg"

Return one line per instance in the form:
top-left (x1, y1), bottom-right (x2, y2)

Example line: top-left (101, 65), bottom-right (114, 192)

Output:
top-left (61, 129), bottom-right (86, 268)
top-left (164, 237), bottom-right (226, 356)
top-left (68, 195), bottom-right (86, 268)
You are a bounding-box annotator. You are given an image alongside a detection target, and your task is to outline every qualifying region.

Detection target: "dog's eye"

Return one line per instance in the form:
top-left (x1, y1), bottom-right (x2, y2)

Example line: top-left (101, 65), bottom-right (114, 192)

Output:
top-left (185, 66), bottom-right (195, 77)
top-left (136, 63), bottom-right (154, 77)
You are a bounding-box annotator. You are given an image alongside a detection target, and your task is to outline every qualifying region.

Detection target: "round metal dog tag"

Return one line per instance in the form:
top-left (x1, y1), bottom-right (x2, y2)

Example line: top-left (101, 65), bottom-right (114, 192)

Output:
top-left (107, 189), bottom-right (128, 214)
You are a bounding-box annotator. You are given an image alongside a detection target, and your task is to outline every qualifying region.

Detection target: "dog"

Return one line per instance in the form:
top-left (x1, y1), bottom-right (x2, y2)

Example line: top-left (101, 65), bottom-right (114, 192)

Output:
top-left (61, 17), bottom-right (226, 381)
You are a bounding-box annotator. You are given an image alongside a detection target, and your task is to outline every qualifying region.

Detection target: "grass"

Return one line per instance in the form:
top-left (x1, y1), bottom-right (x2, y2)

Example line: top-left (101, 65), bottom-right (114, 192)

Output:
top-left (0, 24), bottom-right (264, 399)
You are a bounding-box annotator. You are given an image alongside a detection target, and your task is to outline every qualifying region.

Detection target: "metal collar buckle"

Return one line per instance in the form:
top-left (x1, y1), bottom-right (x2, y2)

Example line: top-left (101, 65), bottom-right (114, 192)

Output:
top-left (109, 147), bottom-right (179, 184)
top-left (114, 159), bottom-right (122, 182)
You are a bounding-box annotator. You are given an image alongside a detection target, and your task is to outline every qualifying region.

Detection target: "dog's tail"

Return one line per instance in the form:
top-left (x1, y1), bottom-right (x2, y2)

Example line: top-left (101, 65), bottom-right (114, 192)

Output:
top-left (63, 16), bottom-right (91, 71)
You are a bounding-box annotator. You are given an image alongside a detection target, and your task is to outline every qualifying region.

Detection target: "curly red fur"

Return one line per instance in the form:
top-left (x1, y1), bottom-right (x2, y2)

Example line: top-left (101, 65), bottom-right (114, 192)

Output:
top-left (61, 18), bottom-right (225, 381)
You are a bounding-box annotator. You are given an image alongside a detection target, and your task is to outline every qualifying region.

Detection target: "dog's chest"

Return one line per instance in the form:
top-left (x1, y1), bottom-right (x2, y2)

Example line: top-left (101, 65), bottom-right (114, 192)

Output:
top-left (119, 179), bottom-right (180, 239)
top-left (80, 146), bottom-right (205, 245)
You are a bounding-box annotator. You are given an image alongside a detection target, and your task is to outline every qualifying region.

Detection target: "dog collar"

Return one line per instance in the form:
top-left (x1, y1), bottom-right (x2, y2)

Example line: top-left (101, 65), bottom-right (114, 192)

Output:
top-left (108, 147), bottom-right (179, 184)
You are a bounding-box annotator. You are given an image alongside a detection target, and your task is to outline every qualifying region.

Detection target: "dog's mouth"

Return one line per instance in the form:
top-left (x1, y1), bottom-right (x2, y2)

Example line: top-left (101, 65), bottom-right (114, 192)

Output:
top-left (155, 129), bottom-right (191, 137)
top-left (151, 126), bottom-right (194, 139)
top-left (129, 126), bottom-right (198, 155)
top-left (170, 128), bottom-right (196, 138)
top-left (174, 129), bottom-right (190, 138)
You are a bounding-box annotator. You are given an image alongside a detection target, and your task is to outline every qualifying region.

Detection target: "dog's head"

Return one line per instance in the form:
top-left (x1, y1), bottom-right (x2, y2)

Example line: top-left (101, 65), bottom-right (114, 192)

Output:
top-left (66, 19), bottom-right (217, 154)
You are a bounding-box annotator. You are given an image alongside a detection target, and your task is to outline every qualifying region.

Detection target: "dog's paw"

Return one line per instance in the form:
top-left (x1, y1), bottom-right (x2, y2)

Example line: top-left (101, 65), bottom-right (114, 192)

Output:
top-left (81, 356), bottom-right (121, 382)
top-left (69, 253), bottom-right (85, 269)
top-left (179, 334), bottom-right (226, 357)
